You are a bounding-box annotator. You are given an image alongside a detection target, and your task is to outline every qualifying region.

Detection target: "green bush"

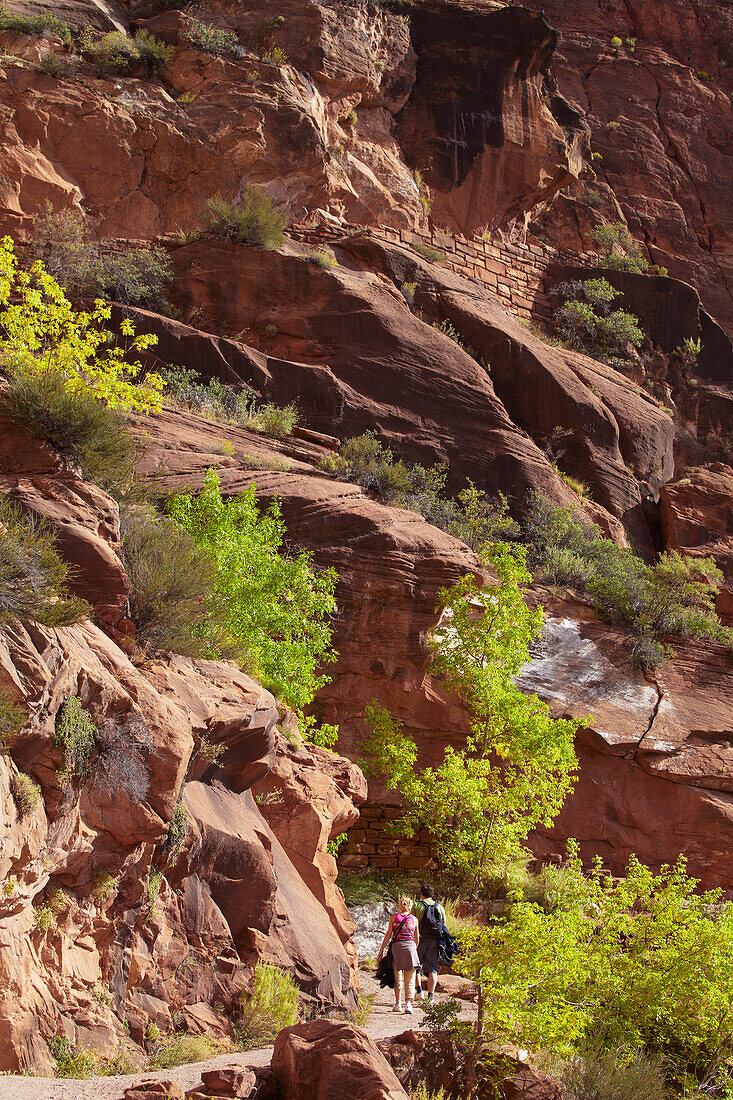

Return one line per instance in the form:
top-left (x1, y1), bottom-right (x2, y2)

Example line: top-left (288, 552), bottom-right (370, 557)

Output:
top-left (35, 54), bottom-right (80, 79)
top-left (0, 496), bottom-right (89, 627)
top-left (121, 505), bottom-right (236, 660)
top-left (0, 6), bottom-right (71, 42)
top-left (82, 29), bottom-right (172, 74)
top-left (162, 367), bottom-right (298, 439)
top-left (0, 689), bottom-right (26, 751)
top-left (234, 961), bottom-right (299, 1048)
top-left (4, 367), bottom-right (140, 495)
top-left (167, 469), bottom-right (338, 710)
top-left (183, 17), bottom-right (240, 57)
top-left (55, 695), bottom-right (97, 788)
top-left (31, 205), bottom-right (173, 308)
top-left (523, 491), bottom-right (730, 660)
top-left (554, 277), bottom-right (643, 368)
top-left (457, 845), bottom-right (733, 1094)
top-left (199, 189), bottom-right (289, 250)
top-left (9, 771), bottom-right (40, 817)
top-left (148, 1033), bottom-right (226, 1069)
top-left (591, 222), bottom-right (649, 273)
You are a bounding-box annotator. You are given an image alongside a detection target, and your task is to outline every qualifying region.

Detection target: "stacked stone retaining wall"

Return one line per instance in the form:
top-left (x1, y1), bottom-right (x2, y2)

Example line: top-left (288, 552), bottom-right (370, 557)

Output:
top-left (289, 221), bottom-right (583, 324)
top-left (339, 802), bottom-right (437, 873)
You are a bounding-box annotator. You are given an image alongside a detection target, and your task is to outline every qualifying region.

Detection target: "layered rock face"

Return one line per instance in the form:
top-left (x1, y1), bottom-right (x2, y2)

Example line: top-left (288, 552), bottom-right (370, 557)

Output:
top-left (0, 0), bottom-right (583, 240)
top-left (521, 0), bottom-right (733, 338)
top-left (0, 420), bottom-right (366, 1074)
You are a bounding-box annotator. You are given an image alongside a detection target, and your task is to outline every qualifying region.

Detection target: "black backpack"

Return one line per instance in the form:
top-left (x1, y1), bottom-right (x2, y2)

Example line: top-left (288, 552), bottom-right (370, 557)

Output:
top-left (419, 901), bottom-right (443, 938)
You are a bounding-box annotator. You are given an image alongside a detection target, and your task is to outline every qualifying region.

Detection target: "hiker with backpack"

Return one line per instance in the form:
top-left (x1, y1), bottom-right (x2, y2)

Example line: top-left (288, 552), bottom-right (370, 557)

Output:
top-left (413, 883), bottom-right (446, 1001)
top-left (376, 895), bottom-right (420, 1015)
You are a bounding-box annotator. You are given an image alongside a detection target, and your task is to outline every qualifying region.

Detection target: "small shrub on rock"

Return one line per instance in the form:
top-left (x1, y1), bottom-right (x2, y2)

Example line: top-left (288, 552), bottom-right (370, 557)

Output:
top-left (234, 961), bottom-right (299, 1048)
top-left (55, 696), bottom-right (97, 787)
top-left (82, 29), bottom-right (172, 74)
top-left (591, 222), bottom-right (649, 273)
top-left (0, 6), bottom-right (71, 42)
top-left (9, 771), bottom-right (40, 817)
top-left (199, 189), bottom-right (289, 250)
top-left (31, 205), bottom-right (173, 308)
top-left (0, 497), bottom-right (89, 627)
top-left (553, 277), bottom-right (643, 368)
top-left (4, 368), bottom-right (140, 495)
top-left (307, 248), bottom-right (337, 269)
top-left (184, 17), bottom-right (240, 58)
top-left (413, 242), bottom-right (447, 263)
top-left (49, 1035), bottom-right (100, 1078)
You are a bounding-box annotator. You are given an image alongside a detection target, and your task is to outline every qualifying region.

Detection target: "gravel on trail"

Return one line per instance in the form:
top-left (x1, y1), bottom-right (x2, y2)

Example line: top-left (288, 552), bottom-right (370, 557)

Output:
top-left (0, 970), bottom-right (472, 1100)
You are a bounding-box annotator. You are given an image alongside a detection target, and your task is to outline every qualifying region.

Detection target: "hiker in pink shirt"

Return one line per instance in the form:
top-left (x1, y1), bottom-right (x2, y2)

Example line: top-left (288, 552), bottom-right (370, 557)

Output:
top-left (376, 895), bottom-right (420, 1014)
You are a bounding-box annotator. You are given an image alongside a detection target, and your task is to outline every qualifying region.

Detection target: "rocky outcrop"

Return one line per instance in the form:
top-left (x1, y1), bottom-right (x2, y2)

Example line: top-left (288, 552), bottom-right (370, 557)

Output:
top-left (519, 610), bottom-right (733, 889)
top-left (523, 0), bottom-right (733, 338)
top-left (272, 1020), bottom-right (408, 1100)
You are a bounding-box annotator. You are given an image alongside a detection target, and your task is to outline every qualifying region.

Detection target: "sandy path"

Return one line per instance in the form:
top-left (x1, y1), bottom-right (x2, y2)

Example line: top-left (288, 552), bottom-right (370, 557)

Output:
top-left (1, 971), bottom-right (470, 1100)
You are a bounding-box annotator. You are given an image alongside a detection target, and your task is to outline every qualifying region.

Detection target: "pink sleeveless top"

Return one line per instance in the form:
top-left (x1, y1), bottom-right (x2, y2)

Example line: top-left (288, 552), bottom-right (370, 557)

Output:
top-left (393, 913), bottom-right (417, 942)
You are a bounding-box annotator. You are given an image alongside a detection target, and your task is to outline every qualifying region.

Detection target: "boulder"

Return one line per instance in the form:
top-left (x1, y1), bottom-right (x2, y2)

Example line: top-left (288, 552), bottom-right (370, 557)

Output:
top-left (200, 1063), bottom-right (257, 1098)
top-left (272, 1020), bottom-right (408, 1100)
top-left (125, 1083), bottom-right (185, 1100)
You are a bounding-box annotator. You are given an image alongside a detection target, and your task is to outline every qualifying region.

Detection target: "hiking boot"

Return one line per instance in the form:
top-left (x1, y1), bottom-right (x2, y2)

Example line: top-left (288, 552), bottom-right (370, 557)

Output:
top-left (404, 1001), bottom-right (413, 1014)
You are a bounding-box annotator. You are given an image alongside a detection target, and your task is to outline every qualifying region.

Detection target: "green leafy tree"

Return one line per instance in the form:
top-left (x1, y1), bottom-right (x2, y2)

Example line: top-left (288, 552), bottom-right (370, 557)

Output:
top-left (167, 469), bottom-right (338, 711)
top-left (455, 843), bottom-right (733, 1096)
top-left (362, 543), bottom-right (581, 892)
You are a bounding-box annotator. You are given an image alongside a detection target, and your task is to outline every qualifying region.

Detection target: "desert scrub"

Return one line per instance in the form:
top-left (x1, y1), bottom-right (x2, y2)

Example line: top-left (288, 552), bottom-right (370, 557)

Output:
top-left (32, 205), bottom-right (173, 309)
top-left (592, 221), bottom-right (649, 273)
top-left (9, 771), bottom-right (41, 817)
top-left (183, 17), bottom-right (240, 58)
top-left (161, 366), bottom-right (299, 439)
top-left (148, 1033), bottom-right (227, 1069)
top-left (0, 6), bottom-right (72, 42)
top-left (199, 189), bottom-right (288, 250)
top-left (400, 281), bottom-right (417, 306)
top-left (553, 276), bottom-right (643, 369)
top-left (307, 248), bottom-right (337, 269)
top-left (0, 497), bottom-right (89, 627)
top-left (234, 961), bottom-right (299, 1048)
top-left (55, 696), bottom-right (97, 787)
top-left (82, 29), bottom-right (172, 74)
top-left (0, 689), bottom-right (27, 750)
top-left (92, 868), bottom-right (119, 903)
top-left (4, 368), bottom-right (141, 495)
top-left (413, 242), bottom-right (446, 263)
top-left (523, 491), bottom-right (731, 661)
top-left (121, 505), bottom-right (235, 660)
top-left (560, 1044), bottom-right (666, 1100)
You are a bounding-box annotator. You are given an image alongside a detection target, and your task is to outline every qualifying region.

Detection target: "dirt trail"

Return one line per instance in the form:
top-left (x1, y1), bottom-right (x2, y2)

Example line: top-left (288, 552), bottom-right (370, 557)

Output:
top-left (1, 971), bottom-right (471, 1100)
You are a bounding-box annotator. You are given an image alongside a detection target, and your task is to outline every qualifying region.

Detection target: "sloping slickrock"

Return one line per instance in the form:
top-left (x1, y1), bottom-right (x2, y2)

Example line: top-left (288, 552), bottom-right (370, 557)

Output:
top-left (0, 607), bottom-right (363, 1072)
top-left (272, 1020), bottom-right (408, 1100)
top-left (519, 611), bottom-right (733, 889)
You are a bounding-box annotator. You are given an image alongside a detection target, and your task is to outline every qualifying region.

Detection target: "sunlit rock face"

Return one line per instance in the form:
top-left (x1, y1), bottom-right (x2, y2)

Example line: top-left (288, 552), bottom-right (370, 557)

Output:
top-left (519, 612), bottom-right (733, 891)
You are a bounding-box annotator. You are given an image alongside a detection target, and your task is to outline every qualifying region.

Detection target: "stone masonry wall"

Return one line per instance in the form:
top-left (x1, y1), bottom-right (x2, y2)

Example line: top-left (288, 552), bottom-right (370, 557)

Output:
top-left (338, 802), bottom-right (437, 873)
top-left (289, 221), bottom-right (582, 324)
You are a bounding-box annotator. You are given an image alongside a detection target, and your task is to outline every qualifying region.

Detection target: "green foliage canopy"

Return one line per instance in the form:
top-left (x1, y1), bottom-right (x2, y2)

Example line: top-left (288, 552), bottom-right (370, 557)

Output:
top-left (167, 469), bottom-right (338, 710)
top-left (362, 543), bottom-right (580, 889)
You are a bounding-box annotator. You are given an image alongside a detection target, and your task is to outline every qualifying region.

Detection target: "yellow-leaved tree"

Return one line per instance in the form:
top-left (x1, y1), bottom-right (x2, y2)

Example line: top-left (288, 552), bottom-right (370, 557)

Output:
top-left (0, 235), bottom-right (164, 412)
